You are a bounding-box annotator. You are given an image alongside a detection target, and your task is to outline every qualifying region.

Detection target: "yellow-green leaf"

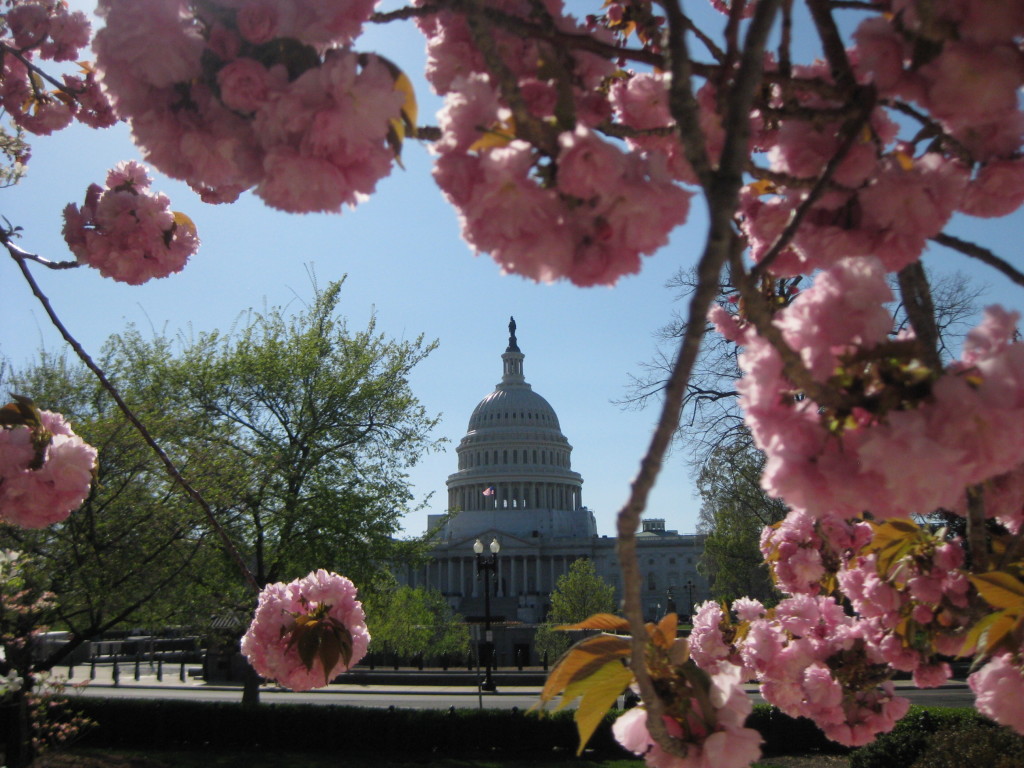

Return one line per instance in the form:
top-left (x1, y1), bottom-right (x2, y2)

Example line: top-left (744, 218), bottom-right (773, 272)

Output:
top-left (469, 118), bottom-right (516, 152)
top-left (649, 613), bottom-right (678, 649)
top-left (556, 659), bottom-right (634, 755)
top-left (969, 571), bottom-right (1024, 611)
top-left (172, 211), bottom-right (197, 238)
top-left (865, 518), bottom-right (921, 552)
top-left (534, 633), bottom-right (631, 706)
top-left (556, 613), bottom-right (630, 633)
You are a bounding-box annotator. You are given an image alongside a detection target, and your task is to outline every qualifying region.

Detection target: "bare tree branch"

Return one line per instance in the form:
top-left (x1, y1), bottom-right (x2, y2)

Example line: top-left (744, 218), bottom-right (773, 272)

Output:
top-left (932, 232), bottom-right (1024, 288)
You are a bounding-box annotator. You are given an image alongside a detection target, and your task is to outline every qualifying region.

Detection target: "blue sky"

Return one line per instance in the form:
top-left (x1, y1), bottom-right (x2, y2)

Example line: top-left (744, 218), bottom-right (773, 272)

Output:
top-left (2, 2), bottom-right (1022, 540)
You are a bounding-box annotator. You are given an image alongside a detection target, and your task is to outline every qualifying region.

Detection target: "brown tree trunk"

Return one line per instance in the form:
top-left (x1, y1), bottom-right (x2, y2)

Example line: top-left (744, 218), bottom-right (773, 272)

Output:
top-left (3, 688), bottom-right (33, 768)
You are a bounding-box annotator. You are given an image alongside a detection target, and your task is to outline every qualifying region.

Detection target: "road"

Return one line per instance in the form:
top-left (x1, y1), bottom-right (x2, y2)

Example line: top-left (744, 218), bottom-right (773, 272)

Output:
top-left (55, 665), bottom-right (976, 711)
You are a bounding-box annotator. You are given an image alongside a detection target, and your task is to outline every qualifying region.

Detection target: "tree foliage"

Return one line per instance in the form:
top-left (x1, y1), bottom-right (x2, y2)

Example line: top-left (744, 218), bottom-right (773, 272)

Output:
top-left (535, 558), bottom-right (617, 664)
top-left (0, 353), bottom-right (223, 659)
top-left (103, 278), bottom-right (443, 593)
top-left (363, 583), bottom-right (469, 660)
top-left (0, 280), bottom-right (442, 652)
top-left (696, 439), bottom-right (786, 604)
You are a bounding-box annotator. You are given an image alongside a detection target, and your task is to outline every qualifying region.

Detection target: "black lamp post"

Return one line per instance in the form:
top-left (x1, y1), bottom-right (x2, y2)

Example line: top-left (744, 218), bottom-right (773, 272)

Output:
top-left (683, 580), bottom-right (696, 619)
top-left (474, 537), bottom-right (500, 692)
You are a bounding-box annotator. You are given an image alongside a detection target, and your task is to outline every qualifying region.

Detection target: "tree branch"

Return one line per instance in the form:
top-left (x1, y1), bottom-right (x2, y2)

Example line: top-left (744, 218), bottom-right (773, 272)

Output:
top-left (752, 87), bottom-right (876, 277)
top-left (931, 232), bottom-right (1024, 288)
top-left (895, 261), bottom-right (942, 372)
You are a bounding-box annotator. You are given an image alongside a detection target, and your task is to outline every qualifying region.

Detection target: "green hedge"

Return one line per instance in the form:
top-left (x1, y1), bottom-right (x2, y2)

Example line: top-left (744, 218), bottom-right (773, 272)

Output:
top-left (850, 707), bottom-right (1024, 768)
top-left (0, 699), bottom-right (840, 758)
top-left (59, 700), bottom-right (623, 758)
top-left (11, 698), bottom-right (1006, 762)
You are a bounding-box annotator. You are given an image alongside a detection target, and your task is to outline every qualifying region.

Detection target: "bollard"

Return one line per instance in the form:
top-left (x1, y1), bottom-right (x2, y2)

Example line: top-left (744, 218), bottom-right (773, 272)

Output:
top-left (89, 659), bottom-right (96, 680)
top-left (134, 657), bottom-right (141, 681)
top-left (517, 649), bottom-right (523, 671)
top-left (112, 659), bottom-right (120, 687)
top-left (179, 662), bottom-right (186, 683)
top-left (417, 654), bottom-right (424, 671)
top-left (68, 664), bottom-right (74, 679)
top-left (543, 652), bottom-right (548, 671)
top-left (157, 659), bottom-right (163, 682)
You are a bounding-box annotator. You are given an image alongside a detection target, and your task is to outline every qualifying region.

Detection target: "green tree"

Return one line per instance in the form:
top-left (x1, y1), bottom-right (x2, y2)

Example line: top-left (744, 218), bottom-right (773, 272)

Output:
top-left (0, 353), bottom-right (225, 659)
top-left (103, 278), bottom-right (443, 595)
top-left (363, 584), bottom-right (469, 661)
top-left (534, 558), bottom-right (616, 664)
top-left (696, 439), bottom-right (787, 604)
top-left (0, 280), bottom-right (442, 683)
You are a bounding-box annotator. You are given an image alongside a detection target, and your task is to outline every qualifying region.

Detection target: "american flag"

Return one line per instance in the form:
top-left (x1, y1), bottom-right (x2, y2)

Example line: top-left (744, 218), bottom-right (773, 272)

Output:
top-left (482, 486), bottom-right (496, 496)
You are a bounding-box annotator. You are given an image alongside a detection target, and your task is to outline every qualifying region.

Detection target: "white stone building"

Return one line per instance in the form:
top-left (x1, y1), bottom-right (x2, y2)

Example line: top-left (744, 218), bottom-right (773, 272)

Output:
top-left (398, 319), bottom-right (707, 642)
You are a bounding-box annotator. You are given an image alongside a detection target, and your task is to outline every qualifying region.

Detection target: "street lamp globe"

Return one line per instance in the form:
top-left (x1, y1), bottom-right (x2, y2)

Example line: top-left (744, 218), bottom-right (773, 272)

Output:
top-left (489, 538), bottom-right (501, 554)
top-left (473, 538), bottom-right (484, 555)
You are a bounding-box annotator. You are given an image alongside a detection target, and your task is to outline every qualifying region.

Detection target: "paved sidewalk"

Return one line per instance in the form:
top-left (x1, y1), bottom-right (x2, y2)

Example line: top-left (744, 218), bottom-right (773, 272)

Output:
top-left (54, 662), bottom-right (970, 694)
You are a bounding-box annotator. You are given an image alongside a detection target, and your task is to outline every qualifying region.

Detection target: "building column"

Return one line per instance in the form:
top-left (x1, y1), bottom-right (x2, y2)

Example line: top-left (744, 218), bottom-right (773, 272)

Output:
top-left (511, 556), bottom-right (517, 596)
top-left (523, 556), bottom-right (530, 594)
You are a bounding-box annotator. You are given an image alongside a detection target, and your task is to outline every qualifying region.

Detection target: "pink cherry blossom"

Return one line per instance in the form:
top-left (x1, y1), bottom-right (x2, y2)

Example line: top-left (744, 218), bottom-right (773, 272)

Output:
top-left (62, 161), bottom-right (199, 284)
top-left (241, 570), bottom-right (369, 691)
top-left (612, 663), bottom-right (762, 768)
top-left (0, 410), bottom-right (97, 529)
top-left (969, 654), bottom-right (1024, 734)
top-left (94, 0), bottom-right (399, 211)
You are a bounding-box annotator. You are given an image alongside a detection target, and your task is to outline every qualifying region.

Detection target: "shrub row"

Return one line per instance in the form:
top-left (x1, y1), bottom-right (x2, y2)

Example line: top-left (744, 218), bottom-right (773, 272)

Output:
top-left (61, 700), bottom-right (621, 758)
top-left (14, 698), bottom-right (1014, 763)
top-left (850, 707), bottom-right (1024, 768)
top-left (0, 699), bottom-right (848, 759)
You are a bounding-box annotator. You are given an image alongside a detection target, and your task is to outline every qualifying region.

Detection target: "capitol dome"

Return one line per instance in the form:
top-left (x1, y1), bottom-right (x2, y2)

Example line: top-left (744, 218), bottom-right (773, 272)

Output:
top-left (441, 318), bottom-right (593, 540)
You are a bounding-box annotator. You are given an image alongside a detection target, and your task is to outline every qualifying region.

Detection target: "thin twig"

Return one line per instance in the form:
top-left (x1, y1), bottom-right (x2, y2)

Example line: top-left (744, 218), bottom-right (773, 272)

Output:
top-left (6, 244), bottom-right (260, 594)
top-left (806, 0), bottom-right (856, 93)
top-left (661, 0), bottom-right (713, 187)
top-left (931, 232), bottom-right (1024, 288)
top-left (752, 87), bottom-right (875, 277)
top-left (3, 241), bottom-right (79, 270)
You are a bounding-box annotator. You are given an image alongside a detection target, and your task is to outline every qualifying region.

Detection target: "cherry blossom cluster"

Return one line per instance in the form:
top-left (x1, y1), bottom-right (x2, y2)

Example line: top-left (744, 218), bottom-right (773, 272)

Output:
top-left (0, 407), bottom-right (96, 529)
top-left (92, 0), bottom-right (405, 211)
top-left (712, 261), bottom-right (1024, 526)
top-left (739, 0), bottom-right (1024, 278)
top-left (612, 662), bottom-right (763, 768)
top-left (418, 0), bottom-right (692, 286)
top-left (760, 511), bottom-right (871, 596)
top-left (688, 598), bottom-right (761, 679)
top-left (693, 596), bottom-right (911, 747)
top-left (241, 569), bottom-right (369, 691)
top-left (838, 544), bottom-right (969, 689)
top-left (968, 653), bottom-right (1024, 734)
top-left (62, 161), bottom-right (199, 285)
top-left (1, 1), bottom-right (115, 135)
